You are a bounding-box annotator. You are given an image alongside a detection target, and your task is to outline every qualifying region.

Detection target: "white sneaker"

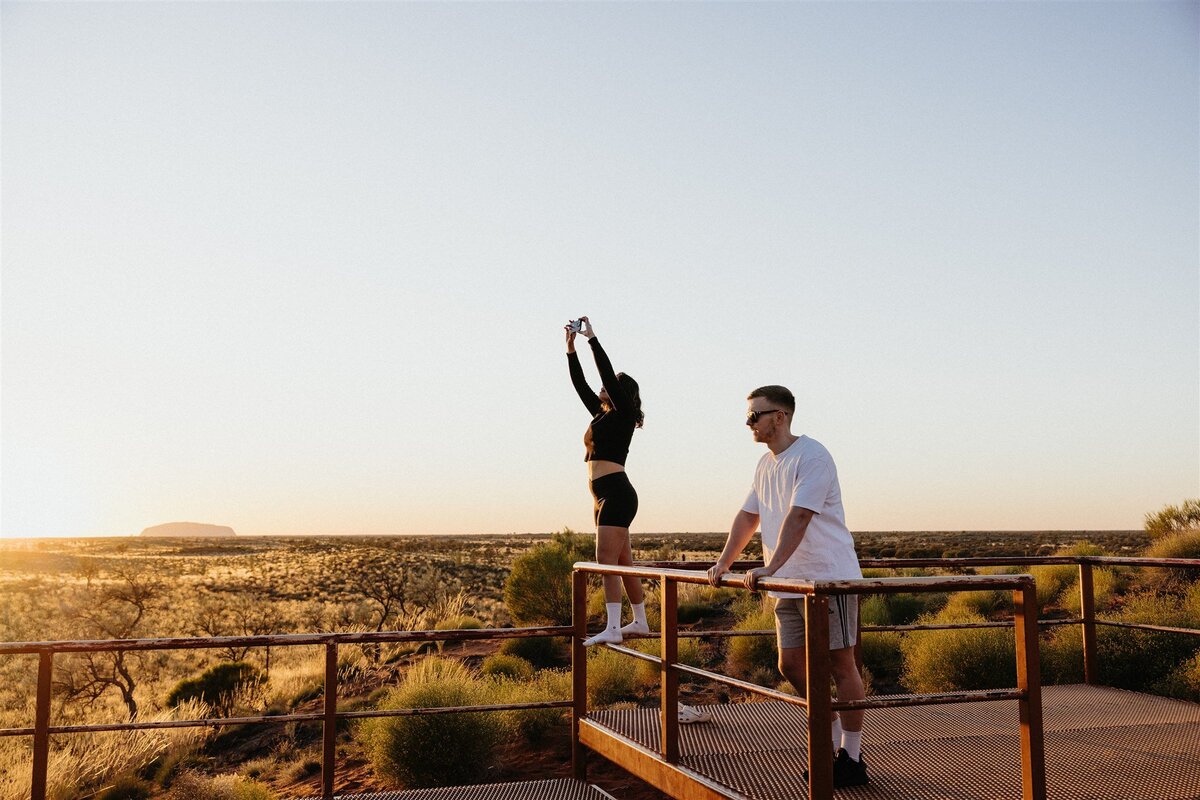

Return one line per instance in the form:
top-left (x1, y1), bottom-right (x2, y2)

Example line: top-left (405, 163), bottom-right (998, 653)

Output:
top-left (677, 704), bottom-right (713, 724)
top-left (583, 628), bottom-right (623, 647)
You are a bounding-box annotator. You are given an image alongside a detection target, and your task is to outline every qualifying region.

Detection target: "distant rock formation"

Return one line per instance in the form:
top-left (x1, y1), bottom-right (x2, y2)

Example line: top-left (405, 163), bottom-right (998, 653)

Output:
top-left (139, 522), bottom-right (236, 538)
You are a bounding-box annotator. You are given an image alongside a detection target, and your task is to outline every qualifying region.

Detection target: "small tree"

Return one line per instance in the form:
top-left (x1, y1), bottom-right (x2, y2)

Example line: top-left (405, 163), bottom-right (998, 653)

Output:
top-left (503, 529), bottom-right (594, 626)
top-left (56, 562), bottom-right (162, 720)
top-left (166, 661), bottom-right (265, 717)
top-left (1145, 499), bottom-right (1200, 539)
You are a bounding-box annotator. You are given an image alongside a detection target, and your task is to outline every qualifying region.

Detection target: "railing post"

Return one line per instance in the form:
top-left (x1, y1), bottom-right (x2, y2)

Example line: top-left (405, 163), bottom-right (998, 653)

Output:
top-left (31, 651), bottom-right (52, 800)
top-left (805, 593), bottom-right (833, 800)
top-left (660, 576), bottom-right (679, 763)
top-left (1078, 561), bottom-right (1098, 684)
top-left (322, 642), bottom-right (337, 800)
top-left (571, 568), bottom-right (588, 781)
top-left (1013, 580), bottom-right (1047, 800)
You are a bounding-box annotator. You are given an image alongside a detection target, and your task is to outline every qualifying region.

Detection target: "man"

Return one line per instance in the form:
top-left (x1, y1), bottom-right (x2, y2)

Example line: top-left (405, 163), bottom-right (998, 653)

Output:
top-left (707, 385), bottom-right (869, 788)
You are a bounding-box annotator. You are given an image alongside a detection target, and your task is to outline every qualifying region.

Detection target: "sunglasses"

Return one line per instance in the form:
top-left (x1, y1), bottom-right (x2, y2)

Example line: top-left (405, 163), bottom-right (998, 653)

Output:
top-left (746, 408), bottom-right (785, 425)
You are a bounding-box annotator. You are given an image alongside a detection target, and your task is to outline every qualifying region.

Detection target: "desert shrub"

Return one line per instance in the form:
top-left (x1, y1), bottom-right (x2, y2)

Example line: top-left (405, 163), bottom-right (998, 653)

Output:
top-left (238, 757), bottom-right (276, 780)
top-left (1141, 528), bottom-right (1200, 592)
top-left (1144, 498), bottom-right (1200, 539)
top-left (1095, 591), bottom-right (1200, 691)
top-left (1060, 567), bottom-right (1119, 616)
top-left (1156, 651), bottom-right (1200, 702)
top-left (901, 610), bottom-right (1015, 693)
top-left (1029, 562), bottom-right (1080, 609)
top-left (504, 529), bottom-right (594, 625)
top-left (481, 654), bottom-right (533, 680)
top-left (630, 636), bottom-right (710, 686)
top-left (360, 658), bottom-right (503, 788)
top-left (167, 773), bottom-right (277, 800)
top-left (724, 600), bottom-right (778, 681)
top-left (940, 589), bottom-right (1009, 619)
top-left (499, 635), bottom-right (569, 669)
top-left (861, 593), bottom-right (943, 627)
top-left (97, 777), bottom-right (153, 800)
top-left (492, 669), bottom-right (571, 744)
top-left (677, 583), bottom-right (737, 623)
top-left (586, 646), bottom-right (640, 707)
top-left (166, 662), bottom-right (265, 717)
top-left (436, 615), bottom-right (484, 630)
top-left (859, 632), bottom-right (904, 684)
top-left (1039, 625), bottom-right (1084, 685)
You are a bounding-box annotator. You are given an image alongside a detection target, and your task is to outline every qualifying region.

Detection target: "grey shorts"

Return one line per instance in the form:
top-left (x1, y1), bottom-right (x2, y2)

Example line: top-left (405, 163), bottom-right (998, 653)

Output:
top-left (773, 595), bottom-right (858, 651)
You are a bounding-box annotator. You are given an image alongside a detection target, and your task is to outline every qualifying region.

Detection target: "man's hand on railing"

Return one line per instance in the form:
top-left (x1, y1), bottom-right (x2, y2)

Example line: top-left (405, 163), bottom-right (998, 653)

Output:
top-left (706, 561), bottom-right (730, 587)
top-left (742, 566), bottom-right (776, 592)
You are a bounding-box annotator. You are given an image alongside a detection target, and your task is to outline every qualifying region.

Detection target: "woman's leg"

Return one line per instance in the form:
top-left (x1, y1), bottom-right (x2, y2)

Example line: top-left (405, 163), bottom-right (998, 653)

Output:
top-left (584, 525), bottom-right (633, 646)
top-left (615, 530), bottom-right (645, 604)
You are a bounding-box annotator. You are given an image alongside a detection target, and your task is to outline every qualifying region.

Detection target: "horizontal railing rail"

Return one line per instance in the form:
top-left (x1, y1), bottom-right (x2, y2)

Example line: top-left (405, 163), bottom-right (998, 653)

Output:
top-left (1, 624), bottom-right (575, 800)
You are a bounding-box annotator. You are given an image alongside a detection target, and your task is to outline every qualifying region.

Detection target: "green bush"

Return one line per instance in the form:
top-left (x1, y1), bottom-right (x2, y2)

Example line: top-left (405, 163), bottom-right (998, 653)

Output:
top-left (1060, 567), bottom-right (1119, 616)
top-left (861, 593), bottom-right (943, 626)
top-left (436, 615), bottom-right (484, 630)
top-left (1094, 591), bottom-right (1200, 691)
top-left (361, 658), bottom-right (503, 788)
top-left (1144, 498), bottom-right (1200, 539)
top-left (586, 646), bottom-right (640, 707)
top-left (499, 635), bottom-right (569, 669)
top-left (1141, 528), bottom-right (1200, 592)
top-left (480, 654), bottom-right (534, 680)
top-left (724, 600), bottom-right (778, 681)
top-left (166, 662), bottom-right (265, 717)
top-left (630, 636), bottom-right (710, 686)
top-left (940, 589), bottom-right (1009, 619)
top-left (1039, 625), bottom-right (1084, 685)
top-left (167, 773), bottom-right (278, 800)
top-left (900, 610), bottom-right (1015, 693)
top-left (504, 529), bottom-right (594, 625)
top-left (677, 584), bottom-right (737, 623)
top-left (492, 669), bottom-right (571, 744)
top-left (1157, 651), bottom-right (1200, 702)
top-left (97, 777), bottom-right (154, 800)
top-left (1029, 562), bottom-right (1080, 609)
top-left (859, 631), bottom-right (904, 684)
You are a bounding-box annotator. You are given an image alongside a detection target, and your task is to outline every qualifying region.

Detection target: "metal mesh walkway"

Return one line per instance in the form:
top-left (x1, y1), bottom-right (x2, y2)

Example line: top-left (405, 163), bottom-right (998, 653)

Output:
top-left (586, 684), bottom-right (1200, 799)
top-left (306, 779), bottom-right (617, 800)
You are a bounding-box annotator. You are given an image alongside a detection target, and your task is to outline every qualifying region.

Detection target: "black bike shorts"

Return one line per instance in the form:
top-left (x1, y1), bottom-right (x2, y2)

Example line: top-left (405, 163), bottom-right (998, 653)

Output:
top-left (590, 472), bottom-right (638, 528)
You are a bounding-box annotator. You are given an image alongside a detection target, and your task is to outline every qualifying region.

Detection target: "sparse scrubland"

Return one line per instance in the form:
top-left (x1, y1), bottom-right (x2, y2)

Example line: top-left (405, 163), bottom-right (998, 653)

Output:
top-left (0, 513), bottom-right (1195, 798)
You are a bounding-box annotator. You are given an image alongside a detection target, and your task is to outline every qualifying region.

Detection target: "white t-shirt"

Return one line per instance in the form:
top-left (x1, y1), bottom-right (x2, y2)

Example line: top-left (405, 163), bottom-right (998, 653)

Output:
top-left (742, 434), bottom-right (863, 597)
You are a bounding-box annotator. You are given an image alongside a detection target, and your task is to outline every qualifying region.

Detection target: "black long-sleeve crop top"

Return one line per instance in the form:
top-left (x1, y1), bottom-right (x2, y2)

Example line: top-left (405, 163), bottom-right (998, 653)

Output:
top-left (567, 337), bottom-right (636, 465)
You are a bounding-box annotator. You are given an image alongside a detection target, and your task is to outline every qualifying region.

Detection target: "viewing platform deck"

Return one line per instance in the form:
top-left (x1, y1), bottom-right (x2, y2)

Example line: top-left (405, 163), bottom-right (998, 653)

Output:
top-left (580, 684), bottom-right (1200, 800)
top-left (302, 779), bottom-right (617, 799)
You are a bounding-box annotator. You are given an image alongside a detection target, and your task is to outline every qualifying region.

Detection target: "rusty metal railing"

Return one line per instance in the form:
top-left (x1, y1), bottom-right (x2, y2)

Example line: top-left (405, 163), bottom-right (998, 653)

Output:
top-left (0, 625), bottom-right (573, 800)
top-left (3, 553), bottom-right (1196, 800)
top-left (570, 555), bottom-right (1200, 800)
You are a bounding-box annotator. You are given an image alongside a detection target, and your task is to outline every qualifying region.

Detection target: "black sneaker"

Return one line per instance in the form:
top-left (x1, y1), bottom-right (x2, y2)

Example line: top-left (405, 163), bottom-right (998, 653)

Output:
top-left (833, 747), bottom-right (870, 788)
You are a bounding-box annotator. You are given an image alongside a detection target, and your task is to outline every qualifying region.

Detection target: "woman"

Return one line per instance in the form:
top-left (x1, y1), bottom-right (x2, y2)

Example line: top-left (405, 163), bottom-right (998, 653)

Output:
top-left (565, 316), bottom-right (649, 646)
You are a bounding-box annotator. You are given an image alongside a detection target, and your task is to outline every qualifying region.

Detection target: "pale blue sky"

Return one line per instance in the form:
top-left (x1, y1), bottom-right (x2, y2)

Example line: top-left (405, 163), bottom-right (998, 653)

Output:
top-left (2, 1), bottom-right (1197, 537)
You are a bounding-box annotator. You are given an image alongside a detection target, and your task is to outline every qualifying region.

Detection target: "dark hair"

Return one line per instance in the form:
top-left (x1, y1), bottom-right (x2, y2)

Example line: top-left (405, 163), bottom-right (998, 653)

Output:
top-left (747, 385), bottom-right (795, 416)
top-left (618, 373), bottom-right (645, 428)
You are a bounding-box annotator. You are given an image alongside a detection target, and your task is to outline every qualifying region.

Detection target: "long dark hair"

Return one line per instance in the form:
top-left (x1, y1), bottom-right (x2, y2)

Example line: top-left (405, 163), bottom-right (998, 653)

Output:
top-left (617, 373), bottom-right (644, 428)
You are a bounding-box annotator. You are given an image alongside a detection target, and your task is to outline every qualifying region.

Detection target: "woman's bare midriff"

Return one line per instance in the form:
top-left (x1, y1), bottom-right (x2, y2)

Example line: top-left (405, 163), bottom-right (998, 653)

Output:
top-left (588, 460), bottom-right (625, 480)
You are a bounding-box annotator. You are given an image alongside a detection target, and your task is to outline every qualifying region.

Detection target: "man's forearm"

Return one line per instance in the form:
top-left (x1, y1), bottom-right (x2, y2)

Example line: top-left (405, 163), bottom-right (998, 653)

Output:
top-left (763, 508), bottom-right (813, 573)
top-left (717, 510), bottom-right (759, 567)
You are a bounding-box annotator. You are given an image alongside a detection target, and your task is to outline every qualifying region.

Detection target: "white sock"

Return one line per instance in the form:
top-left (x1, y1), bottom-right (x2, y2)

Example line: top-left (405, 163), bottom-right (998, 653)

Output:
top-left (841, 729), bottom-right (863, 761)
top-left (831, 717), bottom-right (843, 752)
top-left (631, 602), bottom-right (647, 626)
top-left (605, 602), bottom-right (622, 630)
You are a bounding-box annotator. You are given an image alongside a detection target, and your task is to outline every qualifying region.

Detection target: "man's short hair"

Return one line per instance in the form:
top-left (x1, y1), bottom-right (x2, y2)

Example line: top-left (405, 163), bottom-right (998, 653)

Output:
top-left (747, 385), bottom-right (795, 415)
